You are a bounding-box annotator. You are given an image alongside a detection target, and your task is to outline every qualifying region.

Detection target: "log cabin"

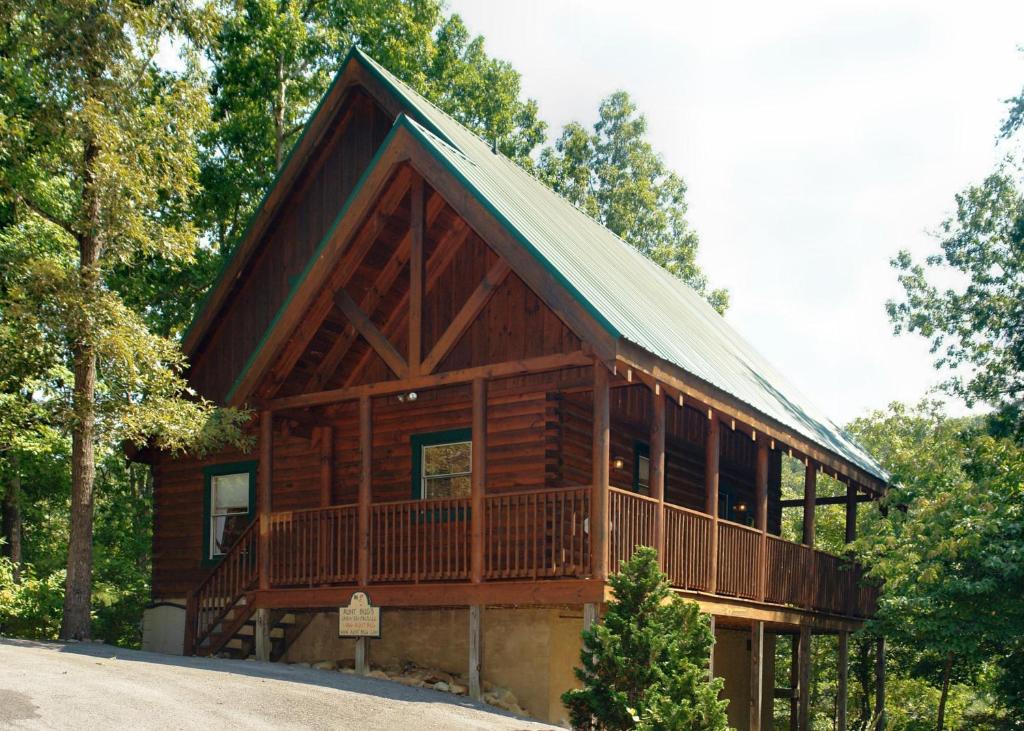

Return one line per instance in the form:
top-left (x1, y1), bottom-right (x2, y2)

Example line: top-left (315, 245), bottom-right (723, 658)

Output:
top-left (138, 48), bottom-right (889, 730)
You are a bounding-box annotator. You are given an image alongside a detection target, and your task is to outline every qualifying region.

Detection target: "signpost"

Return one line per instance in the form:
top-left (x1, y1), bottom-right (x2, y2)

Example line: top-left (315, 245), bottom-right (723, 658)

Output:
top-left (339, 592), bottom-right (379, 675)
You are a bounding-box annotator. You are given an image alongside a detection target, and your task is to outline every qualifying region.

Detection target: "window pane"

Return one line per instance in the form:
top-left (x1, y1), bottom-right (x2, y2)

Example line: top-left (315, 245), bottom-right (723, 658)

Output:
top-left (213, 472), bottom-right (249, 512)
top-left (423, 442), bottom-right (471, 476)
top-left (638, 456), bottom-right (650, 486)
top-left (423, 475), bottom-right (471, 500)
top-left (211, 513), bottom-right (249, 556)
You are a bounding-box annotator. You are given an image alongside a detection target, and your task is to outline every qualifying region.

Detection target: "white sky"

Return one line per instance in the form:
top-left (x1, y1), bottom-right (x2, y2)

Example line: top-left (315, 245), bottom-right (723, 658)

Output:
top-left (448, 0), bottom-right (1024, 424)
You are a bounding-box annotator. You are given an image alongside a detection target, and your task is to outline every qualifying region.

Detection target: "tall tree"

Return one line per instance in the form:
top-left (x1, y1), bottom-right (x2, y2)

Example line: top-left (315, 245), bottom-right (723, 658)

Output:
top-left (849, 402), bottom-right (1024, 727)
top-left (539, 92), bottom-right (728, 313)
top-left (888, 79), bottom-right (1024, 437)
top-left (0, 0), bottom-right (247, 639)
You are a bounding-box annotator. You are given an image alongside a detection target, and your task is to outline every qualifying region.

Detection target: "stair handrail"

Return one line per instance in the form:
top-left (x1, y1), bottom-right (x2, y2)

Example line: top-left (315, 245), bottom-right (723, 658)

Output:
top-left (184, 516), bottom-right (261, 655)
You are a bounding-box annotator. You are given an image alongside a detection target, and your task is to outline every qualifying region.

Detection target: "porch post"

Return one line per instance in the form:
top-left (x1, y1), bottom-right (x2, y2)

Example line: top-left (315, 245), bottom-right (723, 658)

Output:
top-left (471, 378), bottom-right (487, 584)
top-left (750, 620), bottom-right (765, 731)
top-left (591, 363), bottom-right (610, 580)
top-left (409, 175), bottom-right (424, 376)
top-left (358, 395), bottom-right (372, 585)
top-left (837, 630), bottom-right (850, 731)
top-left (254, 607), bottom-right (270, 662)
top-left (755, 442), bottom-right (769, 602)
top-left (650, 386), bottom-right (666, 566)
top-left (798, 626), bottom-right (812, 731)
top-left (705, 414), bottom-right (720, 594)
top-left (258, 410), bottom-right (272, 591)
top-left (845, 481), bottom-right (858, 545)
top-left (803, 463), bottom-right (816, 609)
top-left (319, 426), bottom-right (333, 507)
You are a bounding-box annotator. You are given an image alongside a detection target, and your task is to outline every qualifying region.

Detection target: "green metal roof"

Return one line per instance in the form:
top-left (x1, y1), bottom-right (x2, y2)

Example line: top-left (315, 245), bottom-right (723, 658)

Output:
top-left (352, 50), bottom-right (888, 484)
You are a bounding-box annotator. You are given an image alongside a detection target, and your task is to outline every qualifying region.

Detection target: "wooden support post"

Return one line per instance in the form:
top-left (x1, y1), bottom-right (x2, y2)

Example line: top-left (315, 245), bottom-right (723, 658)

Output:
top-left (874, 637), bottom-right (886, 730)
top-left (319, 426), bottom-right (333, 507)
top-left (583, 602), bottom-right (598, 632)
top-left (355, 636), bottom-right (368, 676)
top-left (469, 605), bottom-right (482, 700)
top-left (803, 463), bottom-right (817, 609)
top-left (471, 378), bottom-right (487, 584)
top-left (803, 463), bottom-right (816, 546)
top-left (254, 607), bottom-right (270, 662)
top-left (837, 630), bottom-right (849, 731)
top-left (709, 614), bottom-right (717, 681)
top-left (750, 621), bottom-right (765, 731)
top-left (789, 634), bottom-right (799, 731)
top-left (591, 363), bottom-right (610, 580)
top-left (845, 481), bottom-right (858, 545)
top-left (650, 386), bottom-right (666, 566)
top-left (705, 415), bottom-right (721, 594)
top-left (798, 627), bottom-right (811, 731)
top-left (409, 176), bottom-right (424, 375)
top-left (258, 410), bottom-right (272, 591)
top-left (755, 442), bottom-right (769, 602)
top-left (358, 395), bottom-right (371, 585)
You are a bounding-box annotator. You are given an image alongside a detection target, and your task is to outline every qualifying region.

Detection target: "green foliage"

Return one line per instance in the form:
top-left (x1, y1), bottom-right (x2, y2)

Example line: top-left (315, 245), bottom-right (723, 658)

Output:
top-left (562, 546), bottom-right (727, 731)
top-left (0, 557), bottom-right (64, 639)
top-left (849, 402), bottom-right (1024, 724)
top-left (539, 92), bottom-right (727, 314)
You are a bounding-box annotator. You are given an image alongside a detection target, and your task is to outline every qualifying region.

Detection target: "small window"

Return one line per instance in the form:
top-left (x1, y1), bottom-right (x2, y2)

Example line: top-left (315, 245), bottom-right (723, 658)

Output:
top-left (633, 441), bottom-right (650, 495)
top-left (203, 462), bottom-right (256, 563)
top-left (411, 429), bottom-right (472, 500)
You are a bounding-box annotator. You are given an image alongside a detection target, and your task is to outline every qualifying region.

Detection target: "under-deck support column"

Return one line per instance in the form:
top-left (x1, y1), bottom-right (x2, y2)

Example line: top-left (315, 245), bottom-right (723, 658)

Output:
top-left (755, 442), bottom-right (769, 602)
top-left (591, 363), bottom-right (610, 580)
top-left (750, 621), bottom-right (765, 731)
top-left (650, 386), bottom-right (666, 566)
top-left (875, 637), bottom-right (887, 730)
top-left (358, 395), bottom-right (372, 585)
top-left (319, 426), bottom-right (333, 507)
top-left (708, 614), bottom-right (716, 680)
top-left (471, 378), bottom-right (487, 584)
top-left (705, 415), bottom-right (721, 594)
top-left (789, 634), bottom-right (799, 731)
top-left (258, 410), bottom-right (272, 591)
top-left (798, 626), bottom-right (812, 731)
top-left (469, 605), bottom-right (482, 700)
top-left (837, 630), bottom-right (850, 731)
top-left (254, 607), bottom-right (270, 662)
top-left (583, 602), bottom-right (598, 632)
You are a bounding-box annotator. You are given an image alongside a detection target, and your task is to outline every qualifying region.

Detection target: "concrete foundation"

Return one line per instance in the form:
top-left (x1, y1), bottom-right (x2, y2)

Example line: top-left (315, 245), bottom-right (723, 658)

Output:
top-left (141, 601), bottom-right (186, 656)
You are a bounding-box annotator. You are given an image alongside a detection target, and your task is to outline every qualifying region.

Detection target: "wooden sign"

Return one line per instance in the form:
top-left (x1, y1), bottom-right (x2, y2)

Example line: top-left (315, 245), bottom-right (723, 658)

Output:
top-left (338, 592), bottom-right (380, 638)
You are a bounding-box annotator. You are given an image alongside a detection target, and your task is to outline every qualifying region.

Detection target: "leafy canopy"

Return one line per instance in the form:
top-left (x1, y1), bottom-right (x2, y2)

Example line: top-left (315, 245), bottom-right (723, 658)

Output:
top-left (562, 546), bottom-right (727, 731)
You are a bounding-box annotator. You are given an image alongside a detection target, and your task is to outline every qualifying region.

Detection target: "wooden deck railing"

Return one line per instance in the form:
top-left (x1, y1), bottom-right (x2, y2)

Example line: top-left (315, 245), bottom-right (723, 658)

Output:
top-left (717, 521), bottom-right (762, 600)
top-left (484, 487), bottom-right (590, 579)
top-left (608, 488), bottom-right (658, 570)
top-left (664, 503), bottom-right (713, 591)
top-left (184, 518), bottom-right (260, 654)
top-left (194, 485), bottom-right (874, 620)
top-left (269, 504), bottom-right (358, 587)
top-left (370, 497), bottom-right (472, 582)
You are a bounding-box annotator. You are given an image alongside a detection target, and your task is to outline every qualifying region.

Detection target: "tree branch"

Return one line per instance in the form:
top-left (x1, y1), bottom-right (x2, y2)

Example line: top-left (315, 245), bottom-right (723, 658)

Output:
top-left (17, 194), bottom-right (77, 238)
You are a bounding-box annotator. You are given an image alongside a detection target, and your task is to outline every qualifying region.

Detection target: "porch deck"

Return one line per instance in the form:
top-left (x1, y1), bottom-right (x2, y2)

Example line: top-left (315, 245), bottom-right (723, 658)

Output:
top-left (185, 484), bottom-right (876, 655)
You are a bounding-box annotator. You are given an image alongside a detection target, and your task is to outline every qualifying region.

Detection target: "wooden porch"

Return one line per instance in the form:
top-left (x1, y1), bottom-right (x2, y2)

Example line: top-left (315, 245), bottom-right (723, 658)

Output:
top-left (184, 481), bottom-right (876, 656)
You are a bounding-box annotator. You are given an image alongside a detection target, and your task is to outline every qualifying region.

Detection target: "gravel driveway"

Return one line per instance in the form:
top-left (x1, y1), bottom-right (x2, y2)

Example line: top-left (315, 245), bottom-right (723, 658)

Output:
top-left (0, 639), bottom-right (560, 730)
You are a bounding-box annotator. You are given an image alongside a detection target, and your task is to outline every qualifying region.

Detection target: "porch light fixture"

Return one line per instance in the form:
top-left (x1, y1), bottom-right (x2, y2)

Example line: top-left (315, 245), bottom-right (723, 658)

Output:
top-left (396, 391), bottom-right (419, 403)
top-left (612, 456), bottom-right (625, 470)
top-left (734, 502), bottom-right (748, 514)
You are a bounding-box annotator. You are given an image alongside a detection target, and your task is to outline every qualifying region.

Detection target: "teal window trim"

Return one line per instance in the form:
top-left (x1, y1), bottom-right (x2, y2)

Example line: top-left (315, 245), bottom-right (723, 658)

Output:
top-left (201, 460), bottom-right (258, 566)
top-left (410, 428), bottom-right (472, 523)
top-left (632, 440), bottom-right (650, 493)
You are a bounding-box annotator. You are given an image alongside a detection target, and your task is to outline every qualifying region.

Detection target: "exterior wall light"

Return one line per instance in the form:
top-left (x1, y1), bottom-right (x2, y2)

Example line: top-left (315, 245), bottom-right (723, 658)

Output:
top-left (611, 456), bottom-right (625, 470)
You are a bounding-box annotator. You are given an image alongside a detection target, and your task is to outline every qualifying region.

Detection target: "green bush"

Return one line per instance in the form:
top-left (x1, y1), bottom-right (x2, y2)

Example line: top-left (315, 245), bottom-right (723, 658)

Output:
top-left (562, 546), bottom-right (728, 730)
top-left (0, 557), bottom-right (64, 639)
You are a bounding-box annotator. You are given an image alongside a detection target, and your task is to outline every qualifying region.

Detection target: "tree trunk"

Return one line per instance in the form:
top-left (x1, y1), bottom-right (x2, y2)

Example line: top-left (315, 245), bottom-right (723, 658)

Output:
top-left (2, 451), bottom-right (23, 583)
top-left (274, 55), bottom-right (286, 170)
top-left (60, 136), bottom-right (102, 642)
top-left (936, 652), bottom-right (954, 731)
